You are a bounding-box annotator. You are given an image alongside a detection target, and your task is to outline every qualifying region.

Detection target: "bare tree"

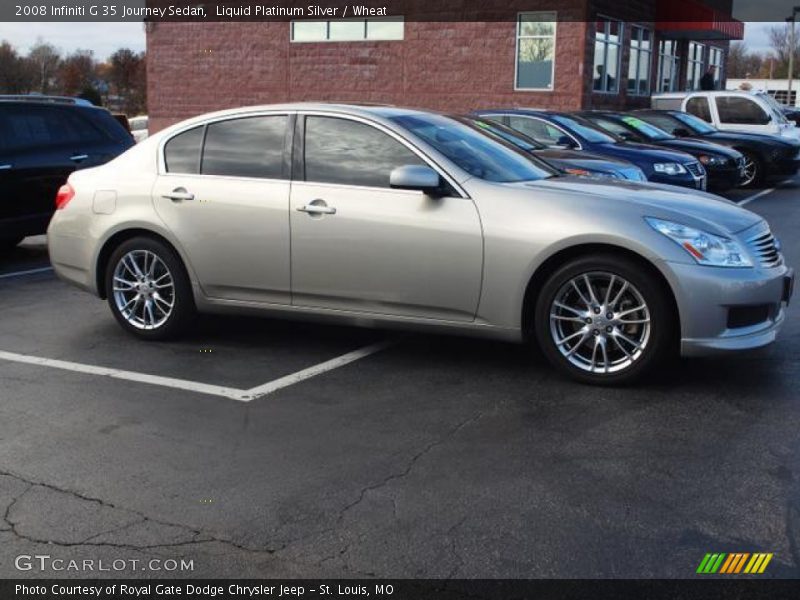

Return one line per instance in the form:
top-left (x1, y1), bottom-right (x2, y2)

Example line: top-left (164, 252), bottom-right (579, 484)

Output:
top-left (768, 22), bottom-right (800, 78)
top-left (57, 49), bottom-right (97, 96)
top-left (726, 41), bottom-right (765, 78)
top-left (28, 39), bottom-right (61, 94)
top-left (108, 48), bottom-right (147, 115)
top-left (0, 41), bottom-right (34, 93)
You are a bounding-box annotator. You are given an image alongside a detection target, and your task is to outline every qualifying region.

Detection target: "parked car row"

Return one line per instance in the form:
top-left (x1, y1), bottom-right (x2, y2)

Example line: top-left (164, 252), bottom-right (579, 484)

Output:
top-left (47, 102), bottom-right (794, 386)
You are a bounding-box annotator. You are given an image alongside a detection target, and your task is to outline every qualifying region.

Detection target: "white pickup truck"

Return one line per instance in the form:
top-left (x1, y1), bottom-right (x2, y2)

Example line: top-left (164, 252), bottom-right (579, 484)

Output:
top-left (652, 91), bottom-right (800, 141)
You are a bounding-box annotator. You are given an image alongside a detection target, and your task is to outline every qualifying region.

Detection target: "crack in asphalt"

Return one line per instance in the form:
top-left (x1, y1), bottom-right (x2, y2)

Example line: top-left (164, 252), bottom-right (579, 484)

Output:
top-left (0, 468), bottom-right (267, 555)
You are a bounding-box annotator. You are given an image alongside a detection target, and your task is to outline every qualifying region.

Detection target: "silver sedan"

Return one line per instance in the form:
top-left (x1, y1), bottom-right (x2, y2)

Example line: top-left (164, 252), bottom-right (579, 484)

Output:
top-left (47, 104), bottom-right (794, 384)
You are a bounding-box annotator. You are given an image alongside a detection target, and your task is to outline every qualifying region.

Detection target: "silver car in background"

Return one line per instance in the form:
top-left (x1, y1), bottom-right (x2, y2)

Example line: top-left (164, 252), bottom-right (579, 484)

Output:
top-left (47, 104), bottom-right (794, 384)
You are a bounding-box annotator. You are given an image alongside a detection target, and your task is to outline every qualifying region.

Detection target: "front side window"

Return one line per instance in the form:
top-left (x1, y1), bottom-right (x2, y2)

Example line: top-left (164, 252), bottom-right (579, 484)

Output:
top-left (716, 97), bottom-right (770, 125)
top-left (391, 114), bottom-right (554, 183)
top-left (627, 26), bottom-right (652, 96)
top-left (686, 96), bottom-right (712, 123)
top-left (686, 42), bottom-right (705, 91)
top-left (551, 115), bottom-right (618, 144)
top-left (291, 18), bottom-right (403, 42)
top-left (164, 126), bottom-right (204, 174)
top-left (593, 17), bottom-right (622, 93)
top-left (201, 116), bottom-right (287, 179)
top-left (304, 116), bottom-right (424, 188)
top-left (657, 40), bottom-right (680, 93)
top-left (515, 12), bottom-right (556, 90)
top-left (505, 116), bottom-right (571, 146)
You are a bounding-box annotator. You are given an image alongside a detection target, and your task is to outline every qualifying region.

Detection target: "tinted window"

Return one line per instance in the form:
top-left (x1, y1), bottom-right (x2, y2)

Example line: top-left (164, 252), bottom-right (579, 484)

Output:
top-left (390, 113), bottom-right (554, 183)
top-left (202, 116), bottom-right (287, 179)
top-left (586, 117), bottom-right (636, 138)
top-left (1, 105), bottom-right (104, 150)
top-left (686, 97), bottom-right (712, 122)
top-left (165, 126), bottom-right (204, 174)
top-left (506, 116), bottom-right (570, 146)
top-left (636, 113), bottom-right (683, 135)
top-left (551, 115), bottom-right (618, 143)
top-left (620, 115), bottom-right (673, 140)
top-left (304, 116), bottom-right (425, 188)
top-left (672, 112), bottom-right (717, 134)
top-left (716, 97), bottom-right (770, 125)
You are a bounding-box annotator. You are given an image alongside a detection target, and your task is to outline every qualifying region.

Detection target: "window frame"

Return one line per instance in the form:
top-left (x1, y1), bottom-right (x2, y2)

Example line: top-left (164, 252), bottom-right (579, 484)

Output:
top-left (686, 41), bottom-right (706, 91)
top-left (514, 11), bottom-right (557, 92)
top-left (290, 18), bottom-right (404, 43)
top-left (709, 46), bottom-right (724, 88)
top-left (656, 39), bottom-right (680, 93)
top-left (293, 112), bottom-right (467, 198)
top-left (159, 111), bottom-right (294, 181)
top-left (627, 24), bottom-right (652, 96)
top-left (592, 15), bottom-right (623, 95)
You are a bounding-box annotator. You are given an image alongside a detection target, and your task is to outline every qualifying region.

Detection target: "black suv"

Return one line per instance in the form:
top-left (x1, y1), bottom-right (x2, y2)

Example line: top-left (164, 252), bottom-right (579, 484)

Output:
top-left (0, 96), bottom-right (134, 250)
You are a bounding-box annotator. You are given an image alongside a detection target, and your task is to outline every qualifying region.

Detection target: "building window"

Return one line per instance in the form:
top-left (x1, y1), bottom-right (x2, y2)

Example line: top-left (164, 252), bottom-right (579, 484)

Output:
top-left (515, 12), bottom-right (556, 90)
top-left (657, 40), bottom-right (680, 92)
top-left (593, 16), bottom-right (622, 93)
top-left (686, 42), bottom-right (705, 91)
top-left (291, 18), bottom-right (404, 42)
top-left (627, 26), bottom-right (652, 96)
top-left (709, 47), bottom-right (724, 88)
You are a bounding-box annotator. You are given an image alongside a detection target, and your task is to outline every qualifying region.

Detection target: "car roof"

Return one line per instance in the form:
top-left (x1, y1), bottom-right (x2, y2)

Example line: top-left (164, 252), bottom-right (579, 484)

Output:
top-left (475, 108), bottom-right (565, 117)
top-left (0, 95), bottom-right (99, 108)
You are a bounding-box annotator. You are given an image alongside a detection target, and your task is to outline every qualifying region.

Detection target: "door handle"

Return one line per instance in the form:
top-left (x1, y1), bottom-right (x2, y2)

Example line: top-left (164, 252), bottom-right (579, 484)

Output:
top-left (162, 188), bottom-right (195, 202)
top-left (0, 164), bottom-right (11, 170)
top-left (296, 200), bottom-right (336, 215)
top-left (70, 154), bottom-right (89, 162)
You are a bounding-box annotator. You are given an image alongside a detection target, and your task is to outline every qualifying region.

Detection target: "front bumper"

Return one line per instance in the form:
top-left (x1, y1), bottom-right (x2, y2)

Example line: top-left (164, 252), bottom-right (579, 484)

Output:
top-left (706, 164), bottom-right (743, 191)
top-left (649, 172), bottom-right (706, 190)
top-left (667, 261), bottom-right (794, 357)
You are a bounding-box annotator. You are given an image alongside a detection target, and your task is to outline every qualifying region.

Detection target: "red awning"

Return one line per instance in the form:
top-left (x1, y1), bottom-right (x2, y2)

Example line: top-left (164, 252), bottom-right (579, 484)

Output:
top-left (656, 0), bottom-right (744, 40)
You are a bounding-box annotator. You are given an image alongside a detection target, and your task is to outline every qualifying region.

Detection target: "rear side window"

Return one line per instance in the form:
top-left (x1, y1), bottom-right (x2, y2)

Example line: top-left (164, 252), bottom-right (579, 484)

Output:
top-left (686, 97), bottom-right (712, 122)
top-left (165, 126), bottom-right (204, 174)
top-left (0, 105), bottom-right (105, 151)
top-left (506, 116), bottom-right (565, 145)
top-left (304, 116), bottom-right (424, 188)
top-left (201, 116), bottom-right (287, 179)
top-left (716, 97), bottom-right (770, 125)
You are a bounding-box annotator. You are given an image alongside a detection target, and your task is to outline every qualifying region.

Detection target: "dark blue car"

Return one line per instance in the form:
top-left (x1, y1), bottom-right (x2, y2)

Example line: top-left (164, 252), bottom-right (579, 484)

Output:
top-left (474, 109), bottom-right (707, 190)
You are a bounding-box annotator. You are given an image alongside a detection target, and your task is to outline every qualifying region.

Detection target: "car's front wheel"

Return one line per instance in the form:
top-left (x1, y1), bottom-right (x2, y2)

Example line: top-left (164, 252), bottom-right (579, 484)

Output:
top-left (534, 254), bottom-right (675, 385)
top-left (105, 236), bottom-right (195, 340)
top-left (739, 151), bottom-right (764, 188)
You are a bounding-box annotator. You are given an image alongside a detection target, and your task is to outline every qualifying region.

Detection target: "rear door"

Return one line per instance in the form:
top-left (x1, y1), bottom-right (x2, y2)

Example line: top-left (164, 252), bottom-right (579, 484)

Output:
top-left (289, 113), bottom-right (483, 321)
top-left (152, 113), bottom-right (292, 304)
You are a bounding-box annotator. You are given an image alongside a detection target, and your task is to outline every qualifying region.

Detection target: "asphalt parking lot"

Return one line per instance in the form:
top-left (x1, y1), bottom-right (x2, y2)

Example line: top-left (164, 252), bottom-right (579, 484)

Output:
top-left (1, 179), bottom-right (799, 580)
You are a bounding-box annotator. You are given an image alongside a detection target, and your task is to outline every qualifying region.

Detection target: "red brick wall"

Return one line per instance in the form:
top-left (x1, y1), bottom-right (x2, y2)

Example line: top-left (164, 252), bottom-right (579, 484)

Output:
top-left (147, 13), bottom-right (589, 132)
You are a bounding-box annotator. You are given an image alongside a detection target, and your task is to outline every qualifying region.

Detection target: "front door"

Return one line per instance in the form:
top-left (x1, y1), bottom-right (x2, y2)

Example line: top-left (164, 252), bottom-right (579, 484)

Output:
top-left (290, 115), bottom-right (483, 321)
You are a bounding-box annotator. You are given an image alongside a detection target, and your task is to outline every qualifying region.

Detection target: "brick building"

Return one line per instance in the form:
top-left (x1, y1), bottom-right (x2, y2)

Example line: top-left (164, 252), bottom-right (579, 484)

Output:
top-left (146, 0), bottom-right (742, 132)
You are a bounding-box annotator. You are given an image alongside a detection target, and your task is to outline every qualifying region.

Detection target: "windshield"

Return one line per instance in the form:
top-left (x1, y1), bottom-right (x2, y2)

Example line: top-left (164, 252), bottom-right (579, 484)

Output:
top-left (390, 114), bottom-right (556, 183)
top-left (460, 117), bottom-right (545, 152)
top-left (620, 115), bottom-right (673, 141)
top-left (551, 115), bottom-right (619, 144)
top-left (672, 112), bottom-right (716, 134)
top-left (758, 93), bottom-right (790, 124)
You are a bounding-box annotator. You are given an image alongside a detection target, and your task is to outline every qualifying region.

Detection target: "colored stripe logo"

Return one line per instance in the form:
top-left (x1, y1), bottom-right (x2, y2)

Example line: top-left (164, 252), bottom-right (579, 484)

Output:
top-left (697, 552), bottom-right (773, 574)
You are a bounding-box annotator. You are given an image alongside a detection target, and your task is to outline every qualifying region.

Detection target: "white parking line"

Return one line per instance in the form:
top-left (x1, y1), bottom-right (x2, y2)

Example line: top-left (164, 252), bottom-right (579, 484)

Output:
top-left (737, 179), bottom-right (794, 207)
top-left (0, 266), bottom-right (54, 279)
top-left (0, 340), bottom-right (395, 402)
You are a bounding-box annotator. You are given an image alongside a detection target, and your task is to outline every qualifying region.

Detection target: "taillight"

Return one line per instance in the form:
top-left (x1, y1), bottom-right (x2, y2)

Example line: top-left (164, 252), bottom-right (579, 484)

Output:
top-left (55, 183), bottom-right (75, 210)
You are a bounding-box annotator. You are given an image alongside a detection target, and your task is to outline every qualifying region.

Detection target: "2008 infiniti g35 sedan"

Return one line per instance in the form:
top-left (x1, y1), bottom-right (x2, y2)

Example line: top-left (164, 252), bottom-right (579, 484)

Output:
top-left (47, 104), bottom-right (794, 385)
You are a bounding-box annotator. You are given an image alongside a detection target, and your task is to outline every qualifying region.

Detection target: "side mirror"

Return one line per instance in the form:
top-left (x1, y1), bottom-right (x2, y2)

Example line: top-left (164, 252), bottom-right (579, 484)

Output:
top-left (390, 165), bottom-right (442, 194)
top-left (555, 135), bottom-right (576, 148)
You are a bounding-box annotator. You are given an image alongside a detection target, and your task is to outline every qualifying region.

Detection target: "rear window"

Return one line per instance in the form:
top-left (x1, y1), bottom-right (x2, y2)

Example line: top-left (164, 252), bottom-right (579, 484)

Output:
top-left (164, 126), bottom-right (204, 174)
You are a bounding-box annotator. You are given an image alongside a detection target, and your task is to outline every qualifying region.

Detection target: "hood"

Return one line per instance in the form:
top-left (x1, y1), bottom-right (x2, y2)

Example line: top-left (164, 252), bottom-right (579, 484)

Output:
top-left (535, 148), bottom-right (633, 169)
top-left (512, 177), bottom-right (761, 234)
top-left (657, 138), bottom-right (740, 159)
top-left (596, 141), bottom-right (696, 163)
top-left (706, 130), bottom-right (800, 149)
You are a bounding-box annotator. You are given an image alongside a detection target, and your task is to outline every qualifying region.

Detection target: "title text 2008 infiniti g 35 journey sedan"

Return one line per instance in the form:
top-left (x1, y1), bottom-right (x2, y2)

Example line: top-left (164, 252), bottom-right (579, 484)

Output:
top-left (47, 104), bottom-right (794, 385)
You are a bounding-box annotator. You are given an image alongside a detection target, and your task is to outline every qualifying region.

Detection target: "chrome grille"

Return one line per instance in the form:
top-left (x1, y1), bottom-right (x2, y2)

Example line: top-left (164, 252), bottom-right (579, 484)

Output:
top-left (747, 230), bottom-right (783, 268)
top-left (685, 162), bottom-right (704, 177)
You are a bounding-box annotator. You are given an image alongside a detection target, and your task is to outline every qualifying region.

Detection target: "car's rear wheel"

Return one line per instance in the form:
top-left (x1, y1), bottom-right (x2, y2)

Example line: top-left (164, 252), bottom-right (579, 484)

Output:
top-left (739, 151), bottom-right (764, 188)
top-left (534, 254), bottom-right (675, 385)
top-left (105, 236), bottom-right (195, 340)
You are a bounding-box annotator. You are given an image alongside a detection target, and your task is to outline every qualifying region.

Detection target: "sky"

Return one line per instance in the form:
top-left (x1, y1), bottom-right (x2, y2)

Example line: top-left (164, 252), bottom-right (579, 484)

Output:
top-left (0, 21), bottom-right (786, 62)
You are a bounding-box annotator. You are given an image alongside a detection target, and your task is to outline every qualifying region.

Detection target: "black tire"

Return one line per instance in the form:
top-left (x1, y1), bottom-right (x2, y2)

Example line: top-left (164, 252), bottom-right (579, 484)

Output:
top-left (0, 237), bottom-right (24, 252)
top-left (739, 151), bottom-right (764, 188)
top-left (105, 236), bottom-right (195, 340)
top-left (533, 253), bottom-right (676, 386)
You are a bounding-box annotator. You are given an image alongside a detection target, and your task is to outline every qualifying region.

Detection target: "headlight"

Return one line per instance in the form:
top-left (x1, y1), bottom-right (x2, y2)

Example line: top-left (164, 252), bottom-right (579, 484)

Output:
top-left (645, 217), bottom-right (753, 268)
top-left (698, 155), bottom-right (726, 166)
top-left (653, 162), bottom-right (686, 175)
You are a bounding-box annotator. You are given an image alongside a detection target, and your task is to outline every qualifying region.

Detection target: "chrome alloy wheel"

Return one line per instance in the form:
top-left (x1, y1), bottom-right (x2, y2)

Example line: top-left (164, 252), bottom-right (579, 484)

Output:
top-left (112, 250), bottom-right (175, 330)
top-left (740, 155), bottom-right (757, 187)
top-left (549, 272), bottom-right (651, 374)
